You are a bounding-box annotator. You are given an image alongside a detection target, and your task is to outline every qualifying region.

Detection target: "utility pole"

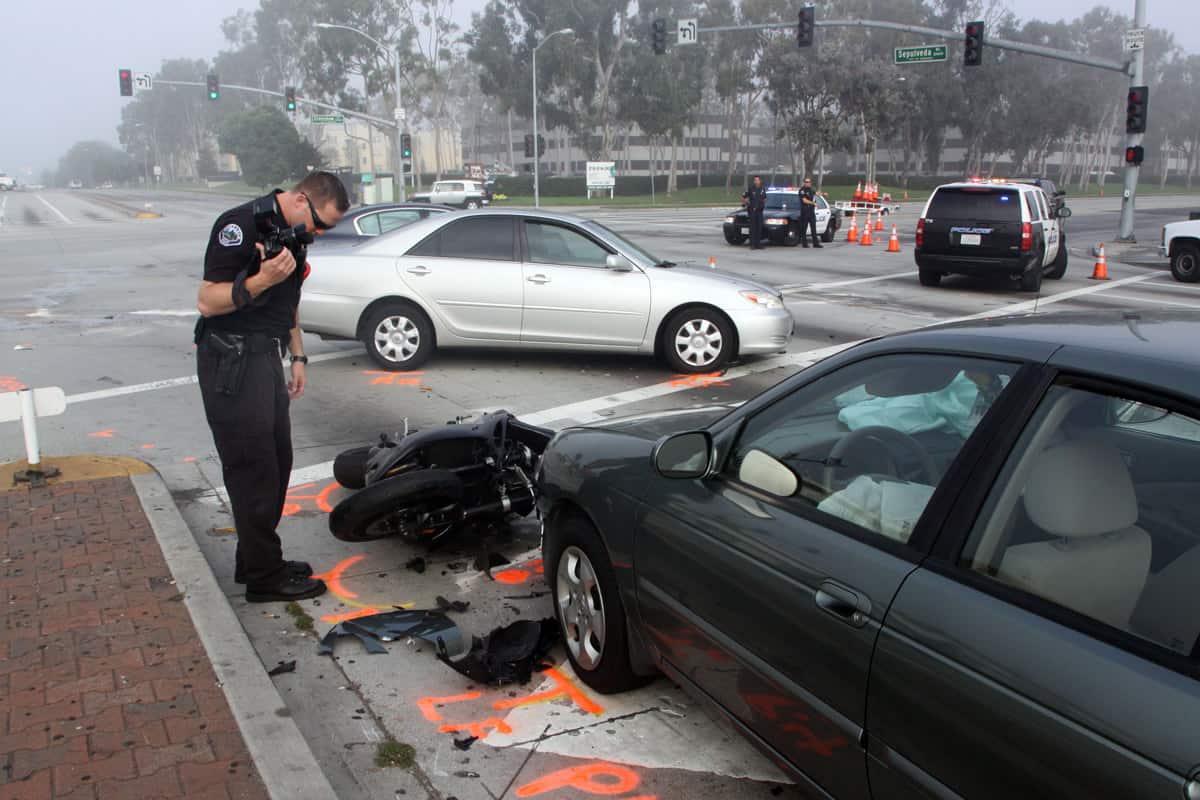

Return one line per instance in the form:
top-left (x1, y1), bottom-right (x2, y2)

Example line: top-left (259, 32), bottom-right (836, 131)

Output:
top-left (1117, 0), bottom-right (1146, 242)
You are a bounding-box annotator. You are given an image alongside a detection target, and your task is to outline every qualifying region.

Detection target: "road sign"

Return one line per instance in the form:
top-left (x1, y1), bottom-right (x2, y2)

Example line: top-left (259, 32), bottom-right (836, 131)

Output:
top-left (134, 72), bottom-right (153, 92)
top-left (895, 45), bottom-right (947, 64)
top-left (361, 173), bottom-right (374, 184)
top-left (393, 108), bottom-right (406, 122)
top-left (586, 162), bottom-right (616, 190)
top-left (1123, 28), bottom-right (1145, 52)
top-left (312, 114), bottom-right (345, 124)
top-left (152, 165), bottom-right (162, 177)
top-left (677, 18), bottom-right (698, 45)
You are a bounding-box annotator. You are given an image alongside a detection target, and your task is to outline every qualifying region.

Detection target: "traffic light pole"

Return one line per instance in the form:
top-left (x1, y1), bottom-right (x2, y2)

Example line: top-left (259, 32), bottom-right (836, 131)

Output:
top-left (1117, 0), bottom-right (1146, 242)
top-left (152, 81), bottom-right (399, 134)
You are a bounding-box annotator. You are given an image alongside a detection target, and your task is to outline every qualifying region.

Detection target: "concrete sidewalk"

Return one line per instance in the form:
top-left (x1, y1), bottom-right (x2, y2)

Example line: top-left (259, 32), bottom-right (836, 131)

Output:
top-left (0, 457), bottom-right (333, 800)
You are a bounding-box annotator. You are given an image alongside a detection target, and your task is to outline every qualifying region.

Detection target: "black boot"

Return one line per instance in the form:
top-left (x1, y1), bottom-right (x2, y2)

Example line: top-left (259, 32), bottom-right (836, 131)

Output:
top-left (246, 574), bottom-right (328, 603)
top-left (235, 560), bottom-right (313, 585)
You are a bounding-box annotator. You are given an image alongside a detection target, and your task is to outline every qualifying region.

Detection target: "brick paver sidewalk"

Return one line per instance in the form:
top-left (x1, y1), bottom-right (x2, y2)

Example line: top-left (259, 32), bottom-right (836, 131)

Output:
top-left (1, 476), bottom-right (269, 800)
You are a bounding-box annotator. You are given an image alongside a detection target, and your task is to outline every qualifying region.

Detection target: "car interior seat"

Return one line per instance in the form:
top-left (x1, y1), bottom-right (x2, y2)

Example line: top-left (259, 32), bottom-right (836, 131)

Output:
top-left (1130, 544), bottom-right (1200, 656)
top-left (996, 440), bottom-right (1152, 630)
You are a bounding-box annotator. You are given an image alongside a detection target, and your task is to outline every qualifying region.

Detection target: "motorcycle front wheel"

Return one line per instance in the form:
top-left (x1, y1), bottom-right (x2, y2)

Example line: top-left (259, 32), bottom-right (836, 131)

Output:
top-left (329, 469), bottom-right (465, 542)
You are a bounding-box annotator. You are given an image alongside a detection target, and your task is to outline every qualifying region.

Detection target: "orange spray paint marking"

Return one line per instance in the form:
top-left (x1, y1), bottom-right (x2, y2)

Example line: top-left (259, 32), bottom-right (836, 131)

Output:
top-left (364, 370), bottom-right (424, 386)
top-left (515, 763), bottom-right (642, 797)
top-left (313, 555), bottom-right (366, 599)
top-left (493, 666), bottom-right (603, 715)
top-left (437, 717), bottom-right (514, 739)
top-left (782, 723), bottom-right (849, 758)
top-left (141, 444), bottom-right (156, 450)
top-left (89, 429), bottom-right (116, 438)
top-left (668, 372), bottom-right (729, 389)
top-left (313, 555), bottom-right (415, 622)
top-left (321, 607), bottom-right (383, 624)
top-left (0, 377), bottom-right (27, 392)
top-left (493, 558), bottom-right (544, 585)
top-left (417, 691), bottom-right (483, 723)
top-left (282, 480), bottom-right (340, 517)
top-left (182, 456), bottom-right (197, 463)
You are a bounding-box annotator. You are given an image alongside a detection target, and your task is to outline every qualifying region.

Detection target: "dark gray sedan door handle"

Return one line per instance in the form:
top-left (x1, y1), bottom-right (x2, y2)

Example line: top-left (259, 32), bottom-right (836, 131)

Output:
top-left (815, 580), bottom-right (869, 628)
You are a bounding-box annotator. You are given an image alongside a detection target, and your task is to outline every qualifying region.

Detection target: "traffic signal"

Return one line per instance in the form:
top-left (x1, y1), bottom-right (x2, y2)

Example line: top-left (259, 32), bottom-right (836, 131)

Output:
top-left (401, 133), bottom-right (412, 159)
top-left (797, 6), bottom-right (815, 48)
top-left (537, 135), bottom-right (546, 157)
top-left (206, 73), bottom-right (220, 101)
top-left (652, 18), bottom-right (667, 55)
top-left (118, 69), bottom-right (133, 97)
top-left (1125, 85), bottom-right (1148, 133)
top-left (1125, 145), bottom-right (1145, 166)
top-left (964, 21), bottom-right (984, 67)
top-left (285, 86), bottom-right (296, 112)
top-left (524, 133), bottom-right (535, 158)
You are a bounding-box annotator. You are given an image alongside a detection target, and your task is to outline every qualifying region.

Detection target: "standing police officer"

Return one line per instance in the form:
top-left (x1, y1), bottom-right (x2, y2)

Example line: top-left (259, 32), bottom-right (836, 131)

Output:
top-left (195, 171), bottom-right (349, 603)
top-left (742, 175), bottom-right (767, 250)
top-left (798, 176), bottom-right (824, 248)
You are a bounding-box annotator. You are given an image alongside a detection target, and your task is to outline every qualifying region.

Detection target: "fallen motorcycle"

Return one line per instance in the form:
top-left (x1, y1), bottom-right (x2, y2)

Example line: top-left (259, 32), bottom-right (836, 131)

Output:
top-left (328, 411), bottom-right (553, 544)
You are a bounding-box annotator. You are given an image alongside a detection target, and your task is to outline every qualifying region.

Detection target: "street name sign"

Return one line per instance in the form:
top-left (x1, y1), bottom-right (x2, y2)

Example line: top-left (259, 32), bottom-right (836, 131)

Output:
top-left (312, 114), bottom-right (345, 124)
top-left (895, 45), bottom-right (947, 64)
top-left (1124, 28), bottom-right (1145, 52)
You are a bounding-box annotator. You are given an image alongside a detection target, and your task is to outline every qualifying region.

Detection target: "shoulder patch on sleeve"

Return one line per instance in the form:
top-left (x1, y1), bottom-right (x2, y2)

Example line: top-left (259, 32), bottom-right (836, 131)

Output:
top-left (218, 223), bottom-right (244, 247)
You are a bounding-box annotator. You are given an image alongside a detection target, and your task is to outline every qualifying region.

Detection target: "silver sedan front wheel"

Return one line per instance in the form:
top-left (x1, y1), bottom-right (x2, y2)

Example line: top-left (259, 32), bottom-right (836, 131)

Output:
top-left (362, 303), bottom-right (434, 370)
top-left (374, 315), bottom-right (421, 363)
top-left (663, 307), bottom-right (734, 373)
top-left (557, 545), bottom-right (607, 671)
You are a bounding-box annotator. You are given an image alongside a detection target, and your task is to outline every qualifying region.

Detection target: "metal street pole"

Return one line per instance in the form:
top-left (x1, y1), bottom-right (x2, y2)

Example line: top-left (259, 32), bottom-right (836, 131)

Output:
top-left (532, 29), bottom-right (574, 208)
top-left (314, 23), bottom-right (406, 200)
top-left (1117, 0), bottom-right (1146, 242)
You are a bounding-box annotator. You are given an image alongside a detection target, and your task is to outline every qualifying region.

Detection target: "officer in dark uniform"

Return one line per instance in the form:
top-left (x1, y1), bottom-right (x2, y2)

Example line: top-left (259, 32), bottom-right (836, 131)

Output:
top-left (195, 171), bottom-right (349, 603)
top-left (798, 176), bottom-right (823, 248)
top-left (742, 175), bottom-right (767, 250)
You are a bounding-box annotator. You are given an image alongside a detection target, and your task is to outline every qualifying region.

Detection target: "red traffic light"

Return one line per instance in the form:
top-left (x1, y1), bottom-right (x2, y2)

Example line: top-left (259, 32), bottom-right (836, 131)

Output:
top-left (966, 23), bottom-right (980, 36)
top-left (118, 68), bottom-right (133, 97)
top-left (1125, 146), bottom-right (1144, 165)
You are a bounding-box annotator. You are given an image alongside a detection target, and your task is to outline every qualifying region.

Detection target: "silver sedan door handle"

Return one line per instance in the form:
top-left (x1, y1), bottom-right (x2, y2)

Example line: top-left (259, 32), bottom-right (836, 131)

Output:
top-left (527, 274), bottom-right (551, 284)
top-left (406, 265), bottom-right (432, 276)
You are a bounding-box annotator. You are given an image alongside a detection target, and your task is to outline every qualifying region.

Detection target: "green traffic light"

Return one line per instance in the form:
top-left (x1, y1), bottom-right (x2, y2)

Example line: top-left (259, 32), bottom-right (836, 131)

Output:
top-left (209, 92), bottom-right (218, 100)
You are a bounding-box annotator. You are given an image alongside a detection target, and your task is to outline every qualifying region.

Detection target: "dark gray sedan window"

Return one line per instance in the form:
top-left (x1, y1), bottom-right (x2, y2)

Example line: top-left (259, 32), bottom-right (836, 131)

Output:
top-left (408, 217), bottom-right (515, 260)
top-left (729, 354), bottom-right (1014, 545)
top-left (961, 384), bottom-right (1200, 661)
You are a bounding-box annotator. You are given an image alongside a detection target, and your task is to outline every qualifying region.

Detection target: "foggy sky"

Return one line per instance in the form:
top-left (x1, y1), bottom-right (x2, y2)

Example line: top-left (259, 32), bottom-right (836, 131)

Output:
top-left (0, 0), bottom-right (1190, 177)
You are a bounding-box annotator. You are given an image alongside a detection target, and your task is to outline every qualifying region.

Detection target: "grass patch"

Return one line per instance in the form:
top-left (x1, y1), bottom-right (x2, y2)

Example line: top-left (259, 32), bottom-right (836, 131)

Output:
top-left (284, 601), bottom-right (314, 631)
top-left (374, 740), bottom-right (416, 769)
top-left (490, 182), bottom-right (930, 209)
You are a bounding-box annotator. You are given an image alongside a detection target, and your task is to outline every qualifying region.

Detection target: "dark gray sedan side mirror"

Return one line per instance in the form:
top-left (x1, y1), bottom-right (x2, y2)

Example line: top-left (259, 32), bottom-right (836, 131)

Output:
top-left (654, 431), bottom-right (712, 479)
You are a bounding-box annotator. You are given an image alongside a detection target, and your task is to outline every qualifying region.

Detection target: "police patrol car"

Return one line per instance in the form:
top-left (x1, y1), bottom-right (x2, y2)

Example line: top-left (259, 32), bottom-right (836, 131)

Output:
top-left (723, 187), bottom-right (840, 247)
top-left (915, 178), bottom-right (1071, 292)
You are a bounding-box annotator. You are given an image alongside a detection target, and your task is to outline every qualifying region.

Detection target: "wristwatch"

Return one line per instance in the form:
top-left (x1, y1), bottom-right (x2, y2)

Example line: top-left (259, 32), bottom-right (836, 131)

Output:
top-left (289, 354), bottom-right (309, 364)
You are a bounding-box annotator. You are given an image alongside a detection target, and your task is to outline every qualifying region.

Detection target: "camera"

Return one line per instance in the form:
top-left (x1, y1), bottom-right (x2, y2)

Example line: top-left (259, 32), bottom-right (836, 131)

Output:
top-left (253, 198), bottom-right (315, 260)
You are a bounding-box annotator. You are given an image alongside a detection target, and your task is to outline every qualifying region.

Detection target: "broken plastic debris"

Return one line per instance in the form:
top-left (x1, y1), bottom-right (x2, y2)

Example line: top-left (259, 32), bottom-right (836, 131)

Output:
top-left (267, 660), bottom-right (296, 677)
top-left (437, 618), bottom-right (560, 687)
top-left (404, 556), bottom-right (427, 574)
top-left (474, 550), bottom-right (511, 573)
top-left (453, 736), bottom-right (478, 751)
top-left (319, 609), bottom-right (464, 657)
top-left (435, 596), bottom-right (470, 613)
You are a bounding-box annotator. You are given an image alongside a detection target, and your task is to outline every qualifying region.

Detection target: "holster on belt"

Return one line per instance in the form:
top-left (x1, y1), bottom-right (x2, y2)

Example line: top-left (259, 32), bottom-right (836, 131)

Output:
top-left (206, 331), bottom-right (249, 396)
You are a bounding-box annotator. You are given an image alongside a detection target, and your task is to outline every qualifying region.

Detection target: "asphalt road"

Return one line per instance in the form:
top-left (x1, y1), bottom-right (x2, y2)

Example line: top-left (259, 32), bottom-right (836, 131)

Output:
top-left (2, 186), bottom-right (1197, 800)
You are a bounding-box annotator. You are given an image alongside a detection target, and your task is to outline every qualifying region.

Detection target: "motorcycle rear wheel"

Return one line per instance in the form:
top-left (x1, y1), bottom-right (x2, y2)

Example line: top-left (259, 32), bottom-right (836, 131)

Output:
top-left (329, 469), bottom-right (465, 542)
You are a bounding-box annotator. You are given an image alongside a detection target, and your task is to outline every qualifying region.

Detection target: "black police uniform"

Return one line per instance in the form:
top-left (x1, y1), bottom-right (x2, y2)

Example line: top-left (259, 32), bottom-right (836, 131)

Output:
top-left (743, 184), bottom-right (767, 249)
top-left (799, 185), bottom-right (822, 248)
top-left (196, 191), bottom-right (309, 593)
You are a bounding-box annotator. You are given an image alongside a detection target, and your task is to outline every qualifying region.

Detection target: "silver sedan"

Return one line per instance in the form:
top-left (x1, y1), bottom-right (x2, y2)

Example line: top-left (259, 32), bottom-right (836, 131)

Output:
top-left (300, 209), bottom-right (793, 373)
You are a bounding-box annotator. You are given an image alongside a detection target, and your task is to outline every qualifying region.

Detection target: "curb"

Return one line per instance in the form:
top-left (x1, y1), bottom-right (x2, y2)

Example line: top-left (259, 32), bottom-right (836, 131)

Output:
top-left (129, 468), bottom-right (338, 800)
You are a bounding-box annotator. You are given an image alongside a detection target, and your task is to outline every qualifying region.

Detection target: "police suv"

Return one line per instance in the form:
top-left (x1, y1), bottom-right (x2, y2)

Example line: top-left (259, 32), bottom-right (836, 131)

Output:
top-left (723, 187), bottom-right (840, 247)
top-left (915, 179), bottom-right (1071, 292)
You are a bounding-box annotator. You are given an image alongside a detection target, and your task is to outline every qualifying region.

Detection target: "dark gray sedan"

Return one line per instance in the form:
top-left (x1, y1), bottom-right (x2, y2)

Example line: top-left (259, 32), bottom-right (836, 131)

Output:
top-left (537, 310), bottom-right (1200, 800)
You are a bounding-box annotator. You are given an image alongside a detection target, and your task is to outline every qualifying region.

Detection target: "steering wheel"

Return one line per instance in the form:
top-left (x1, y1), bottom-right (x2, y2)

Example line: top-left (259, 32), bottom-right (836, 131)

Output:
top-left (822, 425), bottom-right (938, 491)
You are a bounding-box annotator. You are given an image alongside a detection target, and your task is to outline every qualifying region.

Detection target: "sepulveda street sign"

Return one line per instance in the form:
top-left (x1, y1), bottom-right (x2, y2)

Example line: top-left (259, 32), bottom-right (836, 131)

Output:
top-left (895, 45), bottom-right (948, 64)
top-left (312, 113), bottom-right (345, 124)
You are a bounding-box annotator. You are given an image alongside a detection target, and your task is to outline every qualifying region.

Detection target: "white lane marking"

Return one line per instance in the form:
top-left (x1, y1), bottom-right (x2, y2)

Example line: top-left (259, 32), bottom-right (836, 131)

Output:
top-left (1137, 279), bottom-right (1200, 294)
top-left (131, 310), bottom-right (201, 316)
top-left (945, 272), bottom-right (1162, 324)
top-left (1097, 291), bottom-right (1200, 310)
top-left (65, 347), bottom-right (358, 405)
top-left (26, 308), bottom-right (52, 318)
top-left (0, 194), bottom-right (7, 225)
top-left (35, 194), bottom-right (73, 224)
top-left (779, 270), bottom-right (916, 292)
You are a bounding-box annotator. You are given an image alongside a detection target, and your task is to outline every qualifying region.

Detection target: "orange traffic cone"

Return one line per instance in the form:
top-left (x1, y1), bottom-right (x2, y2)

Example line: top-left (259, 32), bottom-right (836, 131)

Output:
top-left (875, 213), bottom-right (885, 232)
top-left (853, 182), bottom-right (863, 201)
top-left (1090, 243), bottom-right (1109, 280)
top-left (709, 255), bottom-right (717, 269)
top-left (903, 190), bottom-right (910, 201)
top-left (859, 214), bottom-right (874, 246)
top-left (846, 215), bottom-right (859, 243)
top-left (886, 224), bottom-right (901, 252)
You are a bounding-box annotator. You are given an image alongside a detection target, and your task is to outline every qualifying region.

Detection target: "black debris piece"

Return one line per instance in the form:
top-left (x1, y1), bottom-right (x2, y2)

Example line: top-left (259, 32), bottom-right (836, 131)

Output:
top-left (266, 660), bottom-right (296, 677)
top-left (452, 736), bottom-right (477, 751)
top-left (437, 618), bottom-right (560, 687)
top-left (435, 596), bottom-right (470, 614)
top-left (447, 561), bottom-right (466, 571)
top-left (318, 623), bottom-right (388, 656)
top-left (454, 770), bottom-right (480, 779)
top-left (473, 550), bottom-right (510, 572)
top-left (404, 557), bottom-right (426, 574)
top-left (502, 592), bottom-right (551, 601)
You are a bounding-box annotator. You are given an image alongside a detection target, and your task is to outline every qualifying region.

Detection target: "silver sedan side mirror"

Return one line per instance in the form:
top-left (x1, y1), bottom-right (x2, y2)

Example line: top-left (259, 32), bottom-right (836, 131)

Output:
top-left (606, 254), bottom-right (633, 271)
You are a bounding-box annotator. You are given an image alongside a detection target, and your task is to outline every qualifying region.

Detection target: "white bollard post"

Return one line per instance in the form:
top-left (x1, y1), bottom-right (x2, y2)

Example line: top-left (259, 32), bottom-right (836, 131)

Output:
top-left (19, 389), bottom-right (40, 467)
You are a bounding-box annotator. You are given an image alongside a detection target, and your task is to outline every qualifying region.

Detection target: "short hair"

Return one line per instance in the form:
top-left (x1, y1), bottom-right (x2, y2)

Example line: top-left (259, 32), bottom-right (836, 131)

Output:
top-left (294, 171), bottom-right (350, 212)
top-left (752, 174), bottom-right (762, 181)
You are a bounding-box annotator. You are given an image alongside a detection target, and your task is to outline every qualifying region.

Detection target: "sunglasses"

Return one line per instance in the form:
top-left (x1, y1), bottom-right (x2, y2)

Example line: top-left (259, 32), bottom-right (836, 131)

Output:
top-left (303, 194), bottom-right (333, 231)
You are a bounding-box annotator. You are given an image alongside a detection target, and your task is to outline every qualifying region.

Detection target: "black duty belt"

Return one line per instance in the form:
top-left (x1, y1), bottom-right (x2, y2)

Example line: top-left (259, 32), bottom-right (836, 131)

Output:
top-left (202, 330), bottom-right (284, 356)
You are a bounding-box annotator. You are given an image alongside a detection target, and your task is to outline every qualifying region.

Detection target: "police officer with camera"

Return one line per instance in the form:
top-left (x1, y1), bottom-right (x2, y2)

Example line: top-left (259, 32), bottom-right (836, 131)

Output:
top-left (195, 171), bottom-right (349, 603)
